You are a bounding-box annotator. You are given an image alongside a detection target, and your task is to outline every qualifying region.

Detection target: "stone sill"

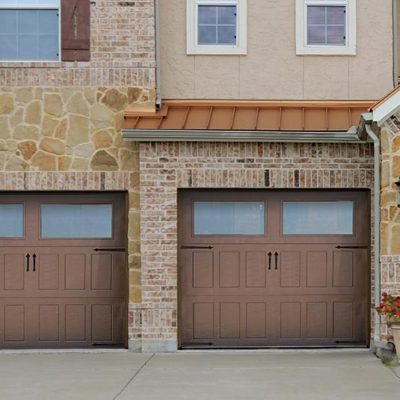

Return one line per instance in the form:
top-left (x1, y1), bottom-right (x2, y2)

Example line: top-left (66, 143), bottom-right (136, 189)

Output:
top-left (0, 62), bottom-right (62, 68)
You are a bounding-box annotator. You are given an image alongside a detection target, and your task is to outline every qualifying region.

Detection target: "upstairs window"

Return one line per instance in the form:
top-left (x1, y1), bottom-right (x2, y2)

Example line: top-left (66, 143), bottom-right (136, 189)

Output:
top-left (0, 0), bottom-right (91, 62)
top-left (187, 0), bottom-right (247, 55)
top-left (296, 0), bottom-right (356, 55)
top-left (0, 0), bottom-right (60, 61)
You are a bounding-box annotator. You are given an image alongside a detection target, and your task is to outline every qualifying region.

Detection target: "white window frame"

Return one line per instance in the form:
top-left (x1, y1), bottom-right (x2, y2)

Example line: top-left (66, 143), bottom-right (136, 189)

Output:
top-left (0, 0), bottom-right (61, 62)
top-left (296, 0), bottom-right (356, 55)
top-left (186, 0), bottom-right (247, 55)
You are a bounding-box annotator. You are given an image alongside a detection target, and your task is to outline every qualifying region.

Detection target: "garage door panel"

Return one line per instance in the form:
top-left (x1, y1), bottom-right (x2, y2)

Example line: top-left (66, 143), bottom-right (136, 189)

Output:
top-left (4, 304), bottom-right (26, 342)
top-left (3, 254), bottom-right (25, 291)
top-left (192, 251), bottom-right (214, 289)
top-left (91, 304), bottom-right (113, 342)
top-left (245, 252), bottom-right (267, 288)
top-left (220, 303), bottom-right (240, 339)
top-left (306, 251), bottom-right (328, 288)
top-left (39, 304), bottom-right (60, 342)
top-left (306, 302), bottom-right (328, 338)
top-left (333, 251), bottom-right (353, 288)
top-left (219, 251), bottom-right (240, 288)
top-left (64, 254), bottom-right (86, 290)
top-left (38, 254), bottom-right (60, 290)
top-left (280, 251), bottom-right (301, 288)
top-left (280, 302), bottom-right (302, 339)
top-left (65, 304), bottom-right (87, 342)
top-left (193, 303), bottom-right (215, 339)
top-left (91, 254), bottom-right (113, 291)
top-left (333, 302), bottom-right (353, 338)
top-left (246, 302), bottom-right (267, 338)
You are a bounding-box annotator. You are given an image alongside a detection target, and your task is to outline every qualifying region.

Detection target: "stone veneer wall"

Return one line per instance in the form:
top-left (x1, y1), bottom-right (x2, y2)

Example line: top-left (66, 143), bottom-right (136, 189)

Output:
top-left (135, 142), bottom-right (374, 352)
top-left (379, 114), bottom-right (400, 341)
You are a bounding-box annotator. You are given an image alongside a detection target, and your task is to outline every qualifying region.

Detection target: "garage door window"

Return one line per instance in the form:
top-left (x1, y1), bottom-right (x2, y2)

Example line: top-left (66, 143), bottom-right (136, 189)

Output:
top-left (193, 202), bottom-right (265, 235)
top-left (283, 201), bottom-right (353, 235)
top-left (0, 204), bottom-right (24, 237)
top-left (41, 204), bottom-right (113, 238)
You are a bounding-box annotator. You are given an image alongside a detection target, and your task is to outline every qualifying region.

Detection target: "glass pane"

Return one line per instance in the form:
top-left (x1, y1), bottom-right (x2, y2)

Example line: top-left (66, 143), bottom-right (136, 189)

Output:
top-left (327, 6), bottom-right (345, 24)
top-left (18, 9), bottom-right (37, 33)
top-left (217, 25), bottom-right (236, 44)
top-left (0, 34), bottom-right (17, 59)
top-left (198, 6), bottom-right (216, 24)
top-left (38, 9), bottom-right (57, 33)
top-left (0, 204), bottom-right (24, 237)
top-left (217, 6), bottom-right (236, 25)
top-left (327, 25), bottom-right (345, 45)
top-left (307, 25), bottom-right (325, 45)
top-left (283, 201), bottom-right (353, 235)
top-left (307, 6), bottom-right (325, 25)
top-left (194, 202), bottom-right (265, 235)
top-left (18, 34), bottom-right (37, 59)
top-left (38, 34), bottom-right (57, 59)
top-left (41, 204), bottom-right (113, 238)
top-left (0, 10), bottom-right (16, 34)
top-left (198, 25), bottom-right (216, 44)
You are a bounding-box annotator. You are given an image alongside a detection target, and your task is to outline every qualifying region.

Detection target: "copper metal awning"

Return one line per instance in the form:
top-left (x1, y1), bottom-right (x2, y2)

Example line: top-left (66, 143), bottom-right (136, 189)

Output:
top-left (123, 100), bottom-right (374, 142)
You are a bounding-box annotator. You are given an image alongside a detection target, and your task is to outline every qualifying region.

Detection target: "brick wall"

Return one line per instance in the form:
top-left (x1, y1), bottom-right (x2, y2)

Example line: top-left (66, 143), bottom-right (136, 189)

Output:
top-left (135, 141), bottom-right (375, 351)
top-left (0, 0), bottom-right (155, 87)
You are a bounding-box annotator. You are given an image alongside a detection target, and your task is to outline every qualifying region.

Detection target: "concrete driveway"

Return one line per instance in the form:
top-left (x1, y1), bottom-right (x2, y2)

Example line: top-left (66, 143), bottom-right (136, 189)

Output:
top-left (0, 350), bottom-right (398, 400)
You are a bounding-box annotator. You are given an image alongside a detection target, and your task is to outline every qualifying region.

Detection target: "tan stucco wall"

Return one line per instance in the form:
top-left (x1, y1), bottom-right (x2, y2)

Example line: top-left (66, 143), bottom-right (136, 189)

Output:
top-left (160, 0), bottom-right (394, 100)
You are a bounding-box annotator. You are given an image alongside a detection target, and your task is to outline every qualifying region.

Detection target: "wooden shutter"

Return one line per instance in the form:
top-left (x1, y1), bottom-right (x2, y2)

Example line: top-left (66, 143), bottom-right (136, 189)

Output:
top-left (61, 0), bottom-right (90, 61)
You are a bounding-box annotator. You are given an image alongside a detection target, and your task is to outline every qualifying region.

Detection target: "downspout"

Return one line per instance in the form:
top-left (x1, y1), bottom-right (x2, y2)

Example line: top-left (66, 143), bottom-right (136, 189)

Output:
top-left (364, 121), bottom-right (382, 347)
top-left (155, 0), bottom-right (162, 110)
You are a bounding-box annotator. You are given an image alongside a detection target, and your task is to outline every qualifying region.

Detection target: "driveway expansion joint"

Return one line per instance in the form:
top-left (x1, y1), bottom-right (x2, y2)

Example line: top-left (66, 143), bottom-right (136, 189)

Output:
top-left (112, 353), bottom-right (155, 400)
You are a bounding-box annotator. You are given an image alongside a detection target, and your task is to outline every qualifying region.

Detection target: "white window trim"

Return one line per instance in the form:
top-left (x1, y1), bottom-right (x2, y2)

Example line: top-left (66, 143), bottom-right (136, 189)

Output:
top-left (296, 0), bottom-right (356, 56)
top-left (0, 0), bottom-right (61, 62)
top-left (186, 0), bottom-right (247, 55)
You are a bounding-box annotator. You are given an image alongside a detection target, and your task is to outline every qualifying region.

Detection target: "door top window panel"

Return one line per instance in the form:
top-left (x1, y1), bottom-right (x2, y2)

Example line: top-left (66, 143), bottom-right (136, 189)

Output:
top-left (283, 201), bottom-right (354, 235)
top-left (0, 204), bottom-right (24, 237)
top-left (41, 204), bottom-right (113, 239)
top-left (193, 202), bottom-right (265, 235)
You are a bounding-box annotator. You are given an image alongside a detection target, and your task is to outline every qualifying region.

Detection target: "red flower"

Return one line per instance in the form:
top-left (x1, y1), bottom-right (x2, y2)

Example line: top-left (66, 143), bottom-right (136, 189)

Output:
top-left (396, 311), bottom-right (400, 317)
top-left (383, 292), bottom-right (388, 297)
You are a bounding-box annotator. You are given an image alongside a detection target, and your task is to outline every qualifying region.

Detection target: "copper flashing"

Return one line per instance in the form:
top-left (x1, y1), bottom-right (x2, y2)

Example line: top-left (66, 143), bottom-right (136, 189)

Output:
top-left (124, 100), bottom-right (374, 132)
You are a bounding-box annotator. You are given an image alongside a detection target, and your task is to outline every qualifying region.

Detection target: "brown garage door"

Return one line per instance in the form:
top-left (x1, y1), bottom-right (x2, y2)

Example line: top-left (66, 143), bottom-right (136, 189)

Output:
top-left (0, 193), bottom-right (128, 349)
top-left (179, 190), bottom-right (370, 348)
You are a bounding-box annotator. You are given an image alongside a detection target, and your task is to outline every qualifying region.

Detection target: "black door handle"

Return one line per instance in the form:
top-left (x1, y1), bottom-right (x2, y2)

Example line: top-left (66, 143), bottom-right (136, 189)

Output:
top-left (268, 252), bottom-right (272, 270)
top-left (32, 254), bottom-right (36, 272)
top-left (26, 254), bottom-right (30, 272)
top-left (274, 252), bottom-right (278, 270)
